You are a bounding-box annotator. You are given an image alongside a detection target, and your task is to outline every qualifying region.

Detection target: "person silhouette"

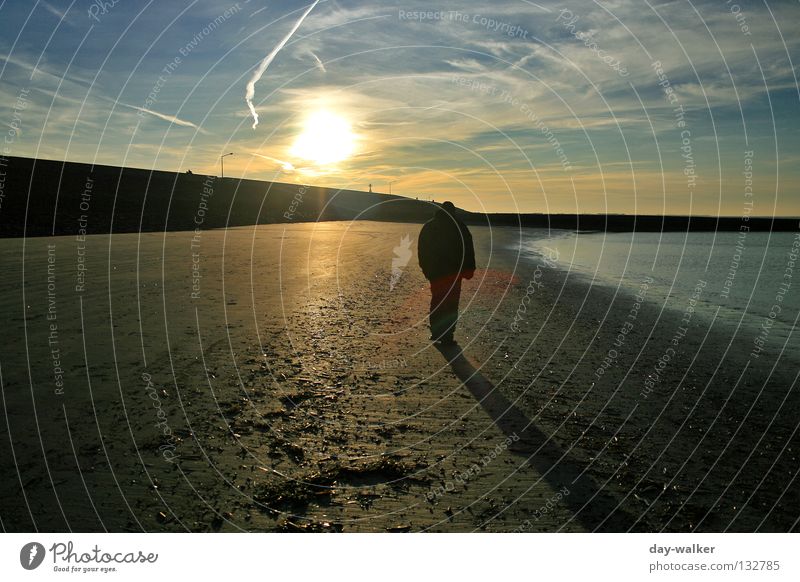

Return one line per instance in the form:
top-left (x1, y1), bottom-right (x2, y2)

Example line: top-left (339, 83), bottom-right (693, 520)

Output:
top-left (417, 201), bottom-right (475, 345)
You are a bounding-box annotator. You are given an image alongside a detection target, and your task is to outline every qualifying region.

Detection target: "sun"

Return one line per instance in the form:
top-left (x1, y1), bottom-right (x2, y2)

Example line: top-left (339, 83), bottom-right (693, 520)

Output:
top-left (290, 110), bottom-right (355, 166)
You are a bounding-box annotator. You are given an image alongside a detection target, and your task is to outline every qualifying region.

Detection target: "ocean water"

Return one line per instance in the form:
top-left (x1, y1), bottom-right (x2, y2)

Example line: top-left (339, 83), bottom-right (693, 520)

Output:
top-left (519, 229), bottom-right (800, 349)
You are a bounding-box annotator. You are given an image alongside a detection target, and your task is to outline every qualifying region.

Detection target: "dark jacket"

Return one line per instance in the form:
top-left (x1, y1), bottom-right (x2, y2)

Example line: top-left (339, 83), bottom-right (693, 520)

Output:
top-left (418, 208), bottom-right (476, 281)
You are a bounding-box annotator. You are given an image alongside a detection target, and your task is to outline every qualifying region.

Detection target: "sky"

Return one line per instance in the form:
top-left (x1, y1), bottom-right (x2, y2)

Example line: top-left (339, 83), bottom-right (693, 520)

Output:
top-left (1, 0), bottom-right (799, 216)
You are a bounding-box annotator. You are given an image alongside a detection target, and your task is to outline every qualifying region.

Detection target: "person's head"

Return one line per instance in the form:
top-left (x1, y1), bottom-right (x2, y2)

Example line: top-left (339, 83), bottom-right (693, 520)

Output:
top-left (438, 201), bottom-right (456, 217)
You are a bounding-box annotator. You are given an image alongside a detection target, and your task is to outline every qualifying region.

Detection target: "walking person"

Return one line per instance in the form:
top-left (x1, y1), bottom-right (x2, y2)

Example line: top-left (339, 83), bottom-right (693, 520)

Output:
top-left (417, 201), bottom-right (476, 345)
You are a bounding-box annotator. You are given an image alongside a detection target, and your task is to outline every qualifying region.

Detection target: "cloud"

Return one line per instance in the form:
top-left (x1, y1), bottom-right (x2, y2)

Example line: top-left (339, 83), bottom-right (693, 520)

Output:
top-left (39, 1), bottom-right (68, 21)
top-left (250, 151), bottom-right (295, 172)
top-left (245, 0), bottom-right (322, 129)
top-left (2, 0), bottom-right (799, 214)
top-left (117, 102), bottom-right (208, 133)
top-left (308, 50), bottom-right (326, 73)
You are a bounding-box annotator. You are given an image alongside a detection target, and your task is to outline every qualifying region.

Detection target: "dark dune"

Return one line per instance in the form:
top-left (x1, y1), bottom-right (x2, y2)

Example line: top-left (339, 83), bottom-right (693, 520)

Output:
top-left (0, 155), bottom-right (796, 238)
top-left (0, 156), bottom-right (434, 238)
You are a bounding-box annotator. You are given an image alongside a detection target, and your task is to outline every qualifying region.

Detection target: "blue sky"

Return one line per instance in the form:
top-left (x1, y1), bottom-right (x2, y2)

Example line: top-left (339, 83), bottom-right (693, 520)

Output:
top-left (1, 0), bottom-right (798, 215)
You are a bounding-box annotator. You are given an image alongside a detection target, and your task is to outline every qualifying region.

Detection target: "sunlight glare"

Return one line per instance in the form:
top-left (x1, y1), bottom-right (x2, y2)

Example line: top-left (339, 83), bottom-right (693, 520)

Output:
top-left (290, 110), bottom-right (355, 166)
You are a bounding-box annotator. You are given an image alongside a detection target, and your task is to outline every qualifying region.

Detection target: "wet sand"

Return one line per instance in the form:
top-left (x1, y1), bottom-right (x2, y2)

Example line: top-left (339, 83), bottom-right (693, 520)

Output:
top-left (0, 221), bottom-right (797, 532)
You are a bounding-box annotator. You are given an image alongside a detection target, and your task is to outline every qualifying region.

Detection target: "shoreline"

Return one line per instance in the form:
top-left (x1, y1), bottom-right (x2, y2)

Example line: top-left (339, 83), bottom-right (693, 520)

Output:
top-left (495, 232), bottom-right (799, 531)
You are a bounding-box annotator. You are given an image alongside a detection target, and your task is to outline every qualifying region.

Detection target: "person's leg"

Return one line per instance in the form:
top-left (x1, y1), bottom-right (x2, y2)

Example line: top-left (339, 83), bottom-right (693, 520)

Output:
top-left (429, 278), bottom-right (447, 340)
top-left (440, 276), bottom-right (462, 341)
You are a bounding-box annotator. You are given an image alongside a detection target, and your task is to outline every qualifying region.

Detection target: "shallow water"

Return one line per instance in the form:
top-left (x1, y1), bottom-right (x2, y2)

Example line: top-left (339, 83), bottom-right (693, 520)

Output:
top-left (519, 230), bottom-right (800, 349)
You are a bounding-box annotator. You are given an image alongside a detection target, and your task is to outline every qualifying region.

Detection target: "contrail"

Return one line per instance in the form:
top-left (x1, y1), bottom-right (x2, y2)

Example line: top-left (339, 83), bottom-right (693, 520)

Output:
top-left (122, 103), bottom-right (205, 131)
top-left (251, 152), bottom-right (295, 172)
top-left (309, 50), bottom-right (326, 73)
top-left (245, 0), bottom-right (321, 129)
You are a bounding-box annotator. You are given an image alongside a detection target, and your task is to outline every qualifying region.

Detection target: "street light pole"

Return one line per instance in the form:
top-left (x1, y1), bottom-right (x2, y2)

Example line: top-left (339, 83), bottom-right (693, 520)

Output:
top-left (220, 152), bottom-right (234, 178)
top-left (389, 180), bottom-right (396, 195)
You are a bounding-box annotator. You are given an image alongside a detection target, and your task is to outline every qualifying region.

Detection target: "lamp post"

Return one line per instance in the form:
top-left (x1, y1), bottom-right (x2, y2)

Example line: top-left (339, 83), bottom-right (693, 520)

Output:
top-left (389, 180), bottom-right (396, 195)
top-left (220, 152), bottom-right (234, 178)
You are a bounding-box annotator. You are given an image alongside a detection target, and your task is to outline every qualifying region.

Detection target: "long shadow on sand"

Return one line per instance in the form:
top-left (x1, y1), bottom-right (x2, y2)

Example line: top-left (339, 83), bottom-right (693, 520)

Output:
top-left (436, 343), bottom-right (640, 532)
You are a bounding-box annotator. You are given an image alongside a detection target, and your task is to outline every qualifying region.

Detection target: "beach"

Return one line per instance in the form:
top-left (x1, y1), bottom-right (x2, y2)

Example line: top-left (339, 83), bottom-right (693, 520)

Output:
top-left (1, 221), bottom-right (797, 532)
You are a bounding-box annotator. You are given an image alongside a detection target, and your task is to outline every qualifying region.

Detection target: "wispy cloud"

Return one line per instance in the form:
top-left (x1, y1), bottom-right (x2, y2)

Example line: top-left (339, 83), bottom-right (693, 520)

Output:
top-left (1, 0), bottom-right (799, 214)
top-left (118, 102), bottom-right (208, 133)
top-left (308, 50), bottom-right (326, 73)
top-left (250, 151), bottom-right (295, 172)
top-left (245, 0), bottom-right (322, 129)
top-left (39, 1), bottom-right (67, 21)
